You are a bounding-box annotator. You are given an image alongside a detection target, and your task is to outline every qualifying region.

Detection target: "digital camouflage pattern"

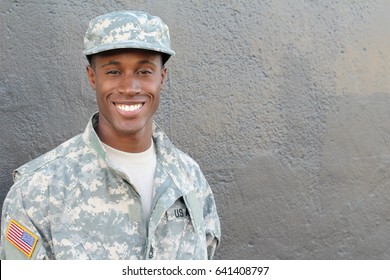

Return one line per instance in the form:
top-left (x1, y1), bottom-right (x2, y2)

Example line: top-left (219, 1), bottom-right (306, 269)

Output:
top-left (0, 113), bottom-right (220, 259)
top-left (84, 11), bottom-right (175, 57)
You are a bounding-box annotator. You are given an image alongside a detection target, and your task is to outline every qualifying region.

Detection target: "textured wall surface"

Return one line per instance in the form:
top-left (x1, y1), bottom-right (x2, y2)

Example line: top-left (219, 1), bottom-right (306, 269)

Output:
top-left (1, 0), bottom-right (390, 259)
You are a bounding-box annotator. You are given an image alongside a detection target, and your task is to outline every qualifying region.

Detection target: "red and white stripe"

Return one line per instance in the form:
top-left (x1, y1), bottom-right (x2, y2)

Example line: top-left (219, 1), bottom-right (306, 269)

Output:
top-left (6, 222), bottom-right (33, 256)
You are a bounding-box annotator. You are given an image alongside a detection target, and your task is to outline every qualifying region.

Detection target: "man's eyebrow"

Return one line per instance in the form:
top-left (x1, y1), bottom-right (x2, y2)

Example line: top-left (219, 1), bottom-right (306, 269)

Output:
top-left (100, 60), bottom-right (121, 68)
top-left (100, 59), bottom-right (159, 68)
top-left (137, 59), bottom-right (159, 67)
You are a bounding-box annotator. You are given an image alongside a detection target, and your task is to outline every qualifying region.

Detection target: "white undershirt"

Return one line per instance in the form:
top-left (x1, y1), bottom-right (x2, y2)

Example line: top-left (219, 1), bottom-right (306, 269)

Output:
top-left (102, 140), bottom-right (157, 221)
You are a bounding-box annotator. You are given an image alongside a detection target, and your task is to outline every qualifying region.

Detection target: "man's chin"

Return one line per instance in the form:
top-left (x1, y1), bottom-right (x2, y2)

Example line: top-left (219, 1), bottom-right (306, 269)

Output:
top-left (114, 121), bottom-right (152, 137)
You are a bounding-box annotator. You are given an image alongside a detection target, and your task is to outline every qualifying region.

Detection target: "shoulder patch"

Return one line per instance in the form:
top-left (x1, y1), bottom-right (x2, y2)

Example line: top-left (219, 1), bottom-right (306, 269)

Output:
top-left (6, 219), bottom-right (39, 258)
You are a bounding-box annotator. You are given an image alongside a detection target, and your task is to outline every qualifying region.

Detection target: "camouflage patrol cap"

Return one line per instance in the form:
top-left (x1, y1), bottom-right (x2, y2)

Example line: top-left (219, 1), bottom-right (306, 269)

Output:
top-left (84, 11), bottom-right (175, 60)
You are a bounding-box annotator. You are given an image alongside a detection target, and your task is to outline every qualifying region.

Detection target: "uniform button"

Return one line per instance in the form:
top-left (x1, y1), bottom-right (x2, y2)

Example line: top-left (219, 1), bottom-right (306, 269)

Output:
top-left (148, 246), bottom-right (154, 259)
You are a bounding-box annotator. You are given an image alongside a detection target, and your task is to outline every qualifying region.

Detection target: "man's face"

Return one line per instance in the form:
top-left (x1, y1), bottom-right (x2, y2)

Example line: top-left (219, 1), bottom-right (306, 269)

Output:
top-left (87, 49), bottom-right (166, 145)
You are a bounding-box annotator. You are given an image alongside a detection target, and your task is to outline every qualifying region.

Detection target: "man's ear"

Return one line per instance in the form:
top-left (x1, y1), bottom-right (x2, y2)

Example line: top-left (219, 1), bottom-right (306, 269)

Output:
top-left (160, 67), bottom-right (167, 86)
top-left (86, 65), bottom-right (96, 90)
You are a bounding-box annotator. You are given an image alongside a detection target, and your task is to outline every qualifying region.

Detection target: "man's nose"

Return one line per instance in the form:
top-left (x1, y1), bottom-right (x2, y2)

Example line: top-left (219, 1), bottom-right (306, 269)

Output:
top-left (118, 74), bottom-right (141, 95)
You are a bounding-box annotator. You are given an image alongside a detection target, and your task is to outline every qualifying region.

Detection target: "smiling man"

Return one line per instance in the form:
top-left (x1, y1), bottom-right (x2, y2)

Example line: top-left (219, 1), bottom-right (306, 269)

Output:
top-left (0, 11), bottom-right (220, 260)
top-left (88, 49), bottom-right (165, 152)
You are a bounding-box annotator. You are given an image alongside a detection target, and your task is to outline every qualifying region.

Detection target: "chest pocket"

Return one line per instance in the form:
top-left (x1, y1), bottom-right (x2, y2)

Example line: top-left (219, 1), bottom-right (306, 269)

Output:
top-left (152, 195), bottom-right (204, 259)
top-left (52, 223), bottom-right (110, 260)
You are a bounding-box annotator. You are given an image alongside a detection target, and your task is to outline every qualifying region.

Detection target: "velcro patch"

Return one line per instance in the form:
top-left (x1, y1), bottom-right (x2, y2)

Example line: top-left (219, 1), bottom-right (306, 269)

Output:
top-left (6, 219), bottom-right (39, 258)
top-left (167, 208), bottom-right (190, 221)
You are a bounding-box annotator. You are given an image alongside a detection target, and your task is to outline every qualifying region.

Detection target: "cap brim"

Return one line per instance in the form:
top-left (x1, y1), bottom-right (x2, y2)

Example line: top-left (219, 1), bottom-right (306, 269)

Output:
top-left (84, 41), bottom-right (175, 57)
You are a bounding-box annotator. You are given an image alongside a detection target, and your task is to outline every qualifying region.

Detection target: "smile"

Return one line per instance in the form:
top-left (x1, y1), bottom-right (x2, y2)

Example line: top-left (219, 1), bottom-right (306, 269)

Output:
top-left (115, 103), bottom-right (144, 112)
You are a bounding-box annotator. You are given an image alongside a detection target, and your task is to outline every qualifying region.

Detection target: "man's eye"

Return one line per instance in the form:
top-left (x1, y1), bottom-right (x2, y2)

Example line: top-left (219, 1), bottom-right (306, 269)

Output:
top-left (106, 70), bottom-right (121, 75)
top-left (139, 70), bottom-right (152, 75)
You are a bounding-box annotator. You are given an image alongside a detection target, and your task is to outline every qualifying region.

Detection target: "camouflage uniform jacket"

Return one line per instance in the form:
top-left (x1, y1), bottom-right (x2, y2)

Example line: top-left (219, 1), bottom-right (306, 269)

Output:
top-left (0, 113), bottom-right (220, 260)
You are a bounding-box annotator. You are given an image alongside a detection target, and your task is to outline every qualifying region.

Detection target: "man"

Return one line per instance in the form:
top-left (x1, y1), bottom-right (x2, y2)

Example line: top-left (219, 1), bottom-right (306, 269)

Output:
top-left (0, 11), bottom-right (220, 260)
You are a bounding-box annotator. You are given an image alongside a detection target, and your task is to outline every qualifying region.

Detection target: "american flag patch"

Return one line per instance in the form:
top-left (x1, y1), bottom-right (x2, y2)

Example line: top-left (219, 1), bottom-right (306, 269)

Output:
top-left (6, 219), bottom-right (38, 258)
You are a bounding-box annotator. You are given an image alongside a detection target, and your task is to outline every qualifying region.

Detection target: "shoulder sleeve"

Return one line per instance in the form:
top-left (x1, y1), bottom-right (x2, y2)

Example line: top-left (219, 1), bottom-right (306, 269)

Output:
top-left (203, 185), bottom-right (221, 259)
top-left (195, 168), bottom-right (221, 260)
top-left (0, 180), bottom-right (51, 260)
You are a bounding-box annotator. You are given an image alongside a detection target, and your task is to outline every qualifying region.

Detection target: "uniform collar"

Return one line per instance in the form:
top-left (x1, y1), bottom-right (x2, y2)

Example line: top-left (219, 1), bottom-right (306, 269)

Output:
top-left (83, 112), bottom-right (195, 196)
top-left (83, 113), bottom-right (202, 230)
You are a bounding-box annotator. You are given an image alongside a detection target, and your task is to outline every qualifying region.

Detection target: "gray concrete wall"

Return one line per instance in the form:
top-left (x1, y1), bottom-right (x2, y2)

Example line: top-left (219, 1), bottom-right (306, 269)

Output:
top-left (1, 0), bottom-right (390, 259)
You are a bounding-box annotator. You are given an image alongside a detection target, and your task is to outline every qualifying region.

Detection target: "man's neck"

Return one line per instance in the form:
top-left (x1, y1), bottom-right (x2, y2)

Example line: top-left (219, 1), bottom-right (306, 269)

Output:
top-left (96, 123), bottom-right (153, 153)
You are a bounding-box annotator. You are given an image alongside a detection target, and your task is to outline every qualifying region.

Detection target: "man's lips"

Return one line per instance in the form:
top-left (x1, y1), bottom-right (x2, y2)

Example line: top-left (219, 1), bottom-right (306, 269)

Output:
top-left (113, 102), bottom-right (145, 113)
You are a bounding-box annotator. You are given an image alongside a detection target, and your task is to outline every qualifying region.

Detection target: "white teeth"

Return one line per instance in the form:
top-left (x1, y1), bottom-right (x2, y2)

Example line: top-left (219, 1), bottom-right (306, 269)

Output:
top-left (116, 103), bottom-right (143, 112)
